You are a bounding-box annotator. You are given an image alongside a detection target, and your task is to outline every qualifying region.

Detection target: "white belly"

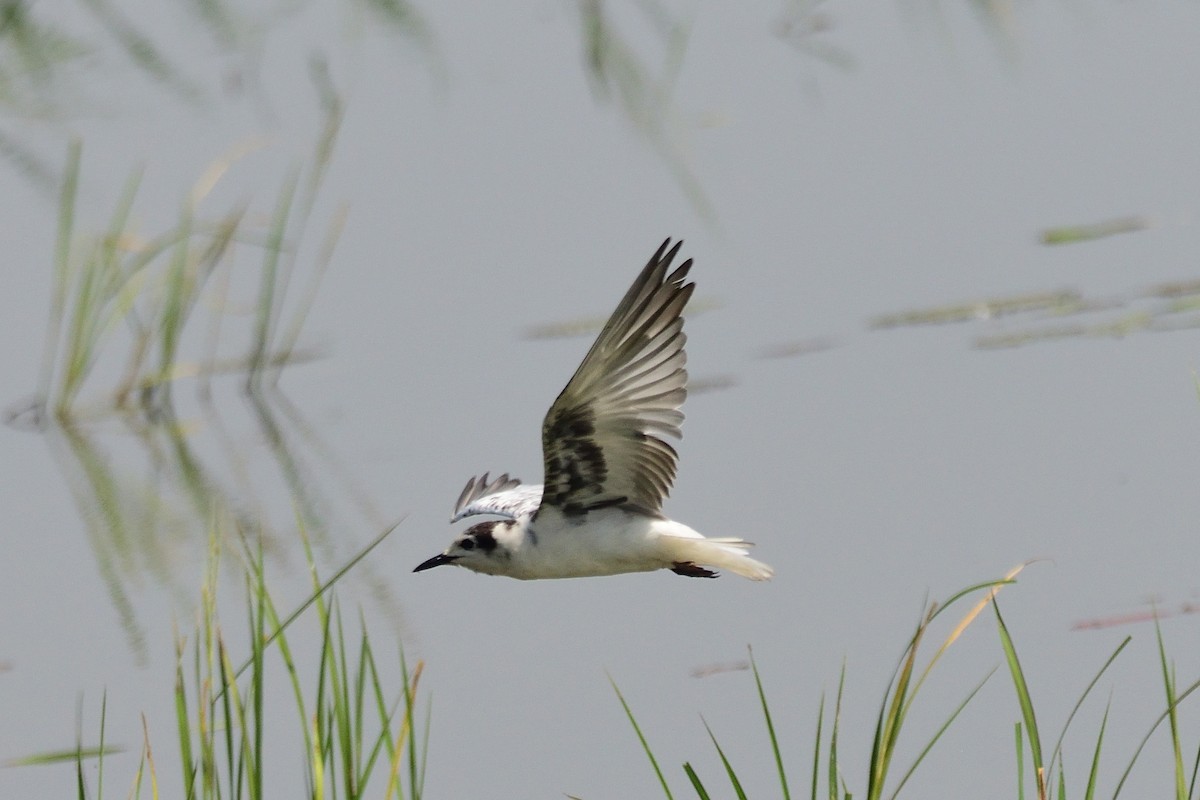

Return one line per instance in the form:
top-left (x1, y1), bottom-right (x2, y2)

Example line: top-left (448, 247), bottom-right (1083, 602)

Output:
top-left (511, 509), bottom-right (693, 579)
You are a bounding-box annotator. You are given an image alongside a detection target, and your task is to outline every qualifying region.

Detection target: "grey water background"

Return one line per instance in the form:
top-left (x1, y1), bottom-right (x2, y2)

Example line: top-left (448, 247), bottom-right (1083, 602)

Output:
top-left (4, 1), bottom-right (1200, 796)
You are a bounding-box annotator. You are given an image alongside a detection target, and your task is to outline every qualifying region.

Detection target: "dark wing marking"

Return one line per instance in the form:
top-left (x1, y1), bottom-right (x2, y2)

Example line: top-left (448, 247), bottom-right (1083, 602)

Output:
top-left (539, 238), bottom-right (693, 517)
top-left (450, 472), bottom-right (543, 522)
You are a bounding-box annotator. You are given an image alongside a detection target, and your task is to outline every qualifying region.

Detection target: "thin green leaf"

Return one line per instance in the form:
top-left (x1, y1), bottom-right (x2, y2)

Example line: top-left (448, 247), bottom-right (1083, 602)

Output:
top-left (995, 600), bottom-right (1043, 792)
top-left (173, 630), bottom-right (195, 796)
top-left (749, 646), bottom-right (791, 800)
top-left (701, 718), bottom-right (747, 800)
top-left (39, 139), bottom-right (80, 410)
top-left (609, 674), bottom-right (674, 800)
top-left (224, 518), bottom-right (403, 691)
top-left (1083, 698), bottom-right (1110, 800)
top-left (9, 746), bottom-right (120, 767)
top-left (1046, 637), bottom-right (1131, 785)
top-left (1154, 616), bottom-right (1187, 800)
top-left (1015, 722), bottom-right (1025, 800)
top-left (869, 602), bottom-right (929, 800)
top-left (247, 167), bottom-right (299, 385)
top-left (830, 666), bottom-right (845, 800)
top-left (683, 762), bottom-right (711, 800)
top-left (811, 693), bottom-right (825, 800)
top-left (888, 666), bottom-right (996, 799)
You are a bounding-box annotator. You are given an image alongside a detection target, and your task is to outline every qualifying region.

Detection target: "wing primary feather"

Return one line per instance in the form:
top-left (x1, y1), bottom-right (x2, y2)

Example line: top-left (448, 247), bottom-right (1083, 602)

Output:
top-left (538, 239), bottom-right (697, 516)
top-left (451, 472), bottom-right (526, 520)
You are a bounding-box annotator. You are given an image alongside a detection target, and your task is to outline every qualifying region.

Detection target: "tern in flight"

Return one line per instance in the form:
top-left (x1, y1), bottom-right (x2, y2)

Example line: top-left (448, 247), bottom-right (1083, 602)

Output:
top-left (414, 239), bottom-right (773, 581)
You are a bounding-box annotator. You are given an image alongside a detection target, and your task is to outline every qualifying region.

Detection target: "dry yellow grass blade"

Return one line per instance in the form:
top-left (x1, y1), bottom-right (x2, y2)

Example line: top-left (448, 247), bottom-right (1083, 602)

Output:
top-left (189, 137), bottom-right (271, 206)
top-left (940, 560), bottom-right (1039, 654)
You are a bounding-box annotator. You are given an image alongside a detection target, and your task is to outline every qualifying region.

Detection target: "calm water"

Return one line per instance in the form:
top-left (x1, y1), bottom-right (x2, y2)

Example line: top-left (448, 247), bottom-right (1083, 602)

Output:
top-left (3, 2), bottom-right (1200, 796)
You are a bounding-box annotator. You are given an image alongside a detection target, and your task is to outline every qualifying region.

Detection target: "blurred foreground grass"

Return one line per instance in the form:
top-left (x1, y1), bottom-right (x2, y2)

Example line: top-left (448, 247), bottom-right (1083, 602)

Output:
top-left (14, 521), bottom-right (427, 800)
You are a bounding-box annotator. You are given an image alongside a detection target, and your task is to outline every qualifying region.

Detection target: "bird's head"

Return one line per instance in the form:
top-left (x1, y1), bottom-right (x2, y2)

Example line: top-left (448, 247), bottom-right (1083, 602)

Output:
top-left (413, 520), bottom-right (518, 576)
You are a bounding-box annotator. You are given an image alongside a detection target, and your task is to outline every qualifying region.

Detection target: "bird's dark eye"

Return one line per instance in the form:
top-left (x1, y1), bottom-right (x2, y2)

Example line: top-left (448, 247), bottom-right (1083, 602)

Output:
top-left (460, 538), bottom-right (475, 551)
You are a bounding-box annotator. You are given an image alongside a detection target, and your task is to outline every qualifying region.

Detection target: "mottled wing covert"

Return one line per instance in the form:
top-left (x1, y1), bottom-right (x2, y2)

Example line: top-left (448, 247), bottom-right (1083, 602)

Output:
top-left (539, 239), bottom-right (692, 517)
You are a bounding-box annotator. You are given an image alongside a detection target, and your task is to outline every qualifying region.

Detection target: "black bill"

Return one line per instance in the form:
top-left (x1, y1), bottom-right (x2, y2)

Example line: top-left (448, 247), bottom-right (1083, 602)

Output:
top-left (413, 553), bottom-right (458, 572)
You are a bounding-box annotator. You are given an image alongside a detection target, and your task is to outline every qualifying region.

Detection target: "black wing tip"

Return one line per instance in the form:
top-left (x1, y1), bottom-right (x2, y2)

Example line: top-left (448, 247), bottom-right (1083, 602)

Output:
top-left (618, 239), bottom-right (694, 323)
top-left (656, 237), bottom-right (682, 260)
top-left (657, 241), bottom-right (696, 291)
top-left (654, 238), bottom-right (692, 280)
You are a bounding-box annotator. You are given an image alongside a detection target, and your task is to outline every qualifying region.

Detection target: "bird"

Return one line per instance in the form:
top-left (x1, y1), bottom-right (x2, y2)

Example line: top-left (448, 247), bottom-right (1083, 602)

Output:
top-left (414, 239), bottom-right (773, 581)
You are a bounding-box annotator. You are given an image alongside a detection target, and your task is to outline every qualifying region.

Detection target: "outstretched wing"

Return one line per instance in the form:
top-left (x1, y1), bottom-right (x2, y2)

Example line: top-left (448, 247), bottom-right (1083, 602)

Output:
top-left (539, 238), bottom-right (693, 517)
top-left (450, 472), bottom-right (544, 522)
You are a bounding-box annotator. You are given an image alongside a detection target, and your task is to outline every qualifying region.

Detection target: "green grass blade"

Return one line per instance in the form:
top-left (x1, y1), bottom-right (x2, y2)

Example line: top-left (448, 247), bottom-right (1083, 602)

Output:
top-left (261, 582), bottom-right (311, 772)
top-left (869, 602), bottom-right (929, 800)
top-left (888, 666), bottom-right (996, 800)
top-left (358, 625), bottom-right (395, 791)
top-left (1015, 722), bottom-right (1025, 800)
top-left (173, 631), bottom-right (196, 798)
top-left (995, 600), bottom-right (1043, 796)
top-left (10, 745), bottom-right (120, 767)
top-left (683, 762), bottom-right (712, 800)
top-left (250, 547), bottom-right (267, 800)
top-left (154, 205), bottom-right (194, 407)
top-left (247, 167), bottom-right (299, 385)
top-left (334, 608), bottom-right (356, 797)
top-left (1047, 636), bottom-right (1131, 784)
top-left (97, 685), bottom-right (107, 798)
top-left (391, 650), bottom-right (413, 800)
top-left (39, 139), bottom-right (80, 410)
top-left (1188, 738), bottom-right (1200, 800)
top-left (701, 718), bottom-right (747, 800)
top-left (271, 203), bottom-right (345, 381)
top-left (1084, 698), bottom-right (1111, 800)
top-left (609, 674), bottom-right (674, 800)
top-left (355, 622), bottom-right (371, 779)
top-left (216, 634), bottom-right (238, 798)
top-left (749, 646), bottom-right (791, 800)
top-left (1154, 616), bottom-right (1187, 800)
top-left (75, 696), bottom-right (86, 799)
top-left (810, 693), bottom-right (825, 800)
top-left (399, 649), bottom-right (427, 800)
top-left (61, 237), bottom-right (112, 405)
top-left (223, 518), bottom-right (403, 691)
top-left (830, 665), bottom-right (845, 800)
top-left (315, 595), bottom-right (336, 795)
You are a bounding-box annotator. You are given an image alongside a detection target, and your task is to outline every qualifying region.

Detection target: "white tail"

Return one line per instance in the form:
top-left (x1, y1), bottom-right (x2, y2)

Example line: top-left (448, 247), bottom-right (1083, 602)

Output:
top-left (663, 534), bottom-right (774, 581)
